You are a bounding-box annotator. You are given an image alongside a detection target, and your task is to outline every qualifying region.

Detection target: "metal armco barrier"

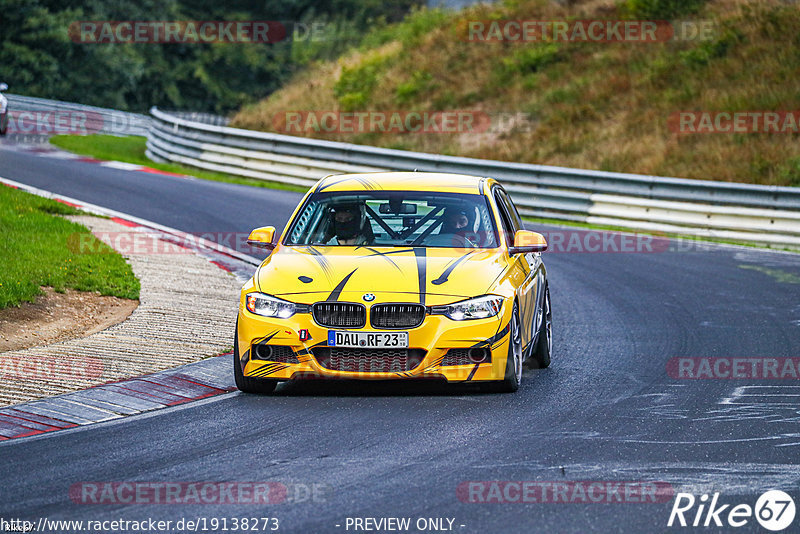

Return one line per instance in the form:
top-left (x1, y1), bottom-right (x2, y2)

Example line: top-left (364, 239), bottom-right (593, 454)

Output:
top-left (6, 94), bottom-right (150, 137)
top-left (147, 107), bottom-right (800, 248)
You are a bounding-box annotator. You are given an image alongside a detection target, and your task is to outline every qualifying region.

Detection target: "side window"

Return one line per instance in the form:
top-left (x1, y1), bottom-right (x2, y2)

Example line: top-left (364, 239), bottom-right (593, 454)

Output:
top-left (496, 188), bottom-right (523, 232)
top-left (493, 189), bottom-right (516, 247)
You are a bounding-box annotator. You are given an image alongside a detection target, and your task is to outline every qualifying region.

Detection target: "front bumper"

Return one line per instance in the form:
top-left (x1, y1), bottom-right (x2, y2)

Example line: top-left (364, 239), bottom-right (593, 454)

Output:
top-left (236, 304), bottom-right (512, 383)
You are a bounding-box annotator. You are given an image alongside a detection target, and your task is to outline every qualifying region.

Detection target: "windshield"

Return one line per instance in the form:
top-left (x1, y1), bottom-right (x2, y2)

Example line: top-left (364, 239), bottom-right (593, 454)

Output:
top-left (285, 191), bottom-right (499, 248)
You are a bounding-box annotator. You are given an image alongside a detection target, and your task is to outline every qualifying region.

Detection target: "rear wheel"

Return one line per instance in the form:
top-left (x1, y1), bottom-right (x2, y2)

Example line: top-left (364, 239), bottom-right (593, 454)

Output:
top-left (233, 323), bottom-right (278, 394)
top-left (496, 302), bottom-right (523, 393)
top-left (532, 284), bottom-right (552, 369)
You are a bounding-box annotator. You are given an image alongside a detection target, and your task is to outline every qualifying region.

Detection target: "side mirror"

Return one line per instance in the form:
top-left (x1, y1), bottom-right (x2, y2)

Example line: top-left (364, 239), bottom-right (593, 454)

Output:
top-left (0, 83), bottom-right (7, 92)
top-left (247, 226), bottom-right (276, 249)
top-left (509, 230), bottom-right (547, 254)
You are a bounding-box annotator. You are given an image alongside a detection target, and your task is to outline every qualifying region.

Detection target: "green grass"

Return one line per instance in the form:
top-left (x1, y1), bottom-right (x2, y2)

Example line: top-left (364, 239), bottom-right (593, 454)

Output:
top-left (49, 135), bottom-right (308, 193)
top-left (50, 135), bottom-right (150, 164)
top-left (0, 186), bottom-right (140, 309)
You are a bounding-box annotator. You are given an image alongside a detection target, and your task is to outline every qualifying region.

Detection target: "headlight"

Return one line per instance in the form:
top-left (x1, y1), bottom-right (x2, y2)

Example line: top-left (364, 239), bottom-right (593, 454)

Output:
top-left (436, 295), bottom-right (504, 321)
top-left (245, 293), bottom-right (297, 318)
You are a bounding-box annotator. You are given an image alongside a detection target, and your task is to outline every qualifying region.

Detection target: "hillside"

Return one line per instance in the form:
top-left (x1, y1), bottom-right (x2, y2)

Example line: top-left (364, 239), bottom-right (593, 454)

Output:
top-left (231, 0), bottom-right (800, 186)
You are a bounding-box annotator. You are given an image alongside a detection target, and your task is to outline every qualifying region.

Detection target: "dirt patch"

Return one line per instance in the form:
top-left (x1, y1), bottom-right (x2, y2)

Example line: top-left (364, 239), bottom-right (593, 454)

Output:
top-left (0, 288), bottom-right (138, 352)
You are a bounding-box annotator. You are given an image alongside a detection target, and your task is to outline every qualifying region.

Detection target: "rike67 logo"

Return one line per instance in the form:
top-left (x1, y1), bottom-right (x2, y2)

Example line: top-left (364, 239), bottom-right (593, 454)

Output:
top-left (668, 490), bottom-right (796, 531)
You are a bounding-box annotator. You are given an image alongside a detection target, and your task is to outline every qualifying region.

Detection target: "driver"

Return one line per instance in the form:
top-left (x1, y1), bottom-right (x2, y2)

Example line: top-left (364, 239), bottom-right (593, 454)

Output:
top-left (327, 202), bottom-right (374, 245)
top-left (441, 207), bottom-right (471, 234)
top-left (440, 206), bottom-right (478, 248)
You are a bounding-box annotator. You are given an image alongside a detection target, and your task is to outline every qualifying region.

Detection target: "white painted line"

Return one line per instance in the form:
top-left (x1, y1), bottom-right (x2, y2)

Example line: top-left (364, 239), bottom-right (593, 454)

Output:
top-left (100, 161), bottom-right (145, 171)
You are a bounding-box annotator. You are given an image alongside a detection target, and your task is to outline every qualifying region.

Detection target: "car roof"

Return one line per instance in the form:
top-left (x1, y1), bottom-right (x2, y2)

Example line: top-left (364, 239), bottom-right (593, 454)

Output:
top-left (314, 172), bottom-right (493, 194)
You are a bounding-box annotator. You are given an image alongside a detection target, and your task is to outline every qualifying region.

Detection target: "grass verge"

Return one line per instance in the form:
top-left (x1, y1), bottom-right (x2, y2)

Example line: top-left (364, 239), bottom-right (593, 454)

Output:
top-left (49, 135), bottom-right (308, 193)
top-left (0, 185), bottom-right (140, 309)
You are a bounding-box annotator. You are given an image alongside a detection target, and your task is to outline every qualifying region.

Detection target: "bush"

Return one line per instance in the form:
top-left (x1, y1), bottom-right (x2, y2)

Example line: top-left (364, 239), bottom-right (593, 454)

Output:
top-left (496, 43), bottom-right (562, 83)
top-left (678, 29), bottom-right (741, 68)
top-left (334, 54), bottom-right (393, 111)
top-left (624, 0), bottom-right (707, 19)
top-left (361, 7), bottom-right (450, 49)
top-left (395, 70), bottom-right (433, 103)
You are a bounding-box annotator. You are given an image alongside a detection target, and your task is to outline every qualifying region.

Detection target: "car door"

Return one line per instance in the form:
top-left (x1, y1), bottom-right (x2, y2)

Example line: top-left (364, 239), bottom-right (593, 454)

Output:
top-left (493, 186), bottom-right (540, 352)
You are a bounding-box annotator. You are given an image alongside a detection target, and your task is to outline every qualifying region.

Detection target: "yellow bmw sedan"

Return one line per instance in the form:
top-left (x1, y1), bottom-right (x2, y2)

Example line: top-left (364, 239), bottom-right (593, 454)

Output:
top-left (235, 172), bottom-right (551, 393)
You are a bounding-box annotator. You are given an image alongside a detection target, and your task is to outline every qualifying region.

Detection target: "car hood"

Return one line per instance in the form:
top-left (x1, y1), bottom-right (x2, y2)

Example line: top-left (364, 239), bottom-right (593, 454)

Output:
top-left (255, 245), bottom-right (509, 305)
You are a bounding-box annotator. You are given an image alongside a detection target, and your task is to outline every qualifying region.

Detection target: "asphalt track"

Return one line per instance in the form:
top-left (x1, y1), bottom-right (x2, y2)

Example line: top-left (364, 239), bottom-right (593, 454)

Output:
top-left (2, 146), bottom-right (800, 533)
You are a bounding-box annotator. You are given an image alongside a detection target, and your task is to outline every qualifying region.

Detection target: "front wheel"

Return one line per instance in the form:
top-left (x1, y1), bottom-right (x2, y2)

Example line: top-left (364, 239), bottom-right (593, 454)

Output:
top-left (496, 301), bottom-right (523, 393)
top-left (233, 323), bottom-right (278, 394)
top-left (532, 284), bottom-right (552, 369)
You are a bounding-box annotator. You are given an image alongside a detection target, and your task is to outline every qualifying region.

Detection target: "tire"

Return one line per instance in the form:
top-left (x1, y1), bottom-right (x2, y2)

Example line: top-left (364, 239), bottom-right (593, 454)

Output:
top-left (233, 322), bottom-right (278, 394)
top-left (0, 112), bottom-right (7, 136)
top-left (532, 284), bottom-right (552, 369)
top-left (496, 301), bottom-right (523, 393)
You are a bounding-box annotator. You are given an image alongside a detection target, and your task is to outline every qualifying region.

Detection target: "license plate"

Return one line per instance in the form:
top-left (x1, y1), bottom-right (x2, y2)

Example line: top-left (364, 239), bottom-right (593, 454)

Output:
top-left (328, 330), bottom-right (408, 348)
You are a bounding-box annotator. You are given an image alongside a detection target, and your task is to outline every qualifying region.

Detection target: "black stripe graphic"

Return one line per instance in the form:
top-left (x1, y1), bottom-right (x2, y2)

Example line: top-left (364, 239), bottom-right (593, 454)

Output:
top-left (414, 248), bottom-right (427, 305)
top-left (317, 176), bottom-right (353, 192)
top-left (250, 364), bottom-right (277, 377)
top-left (432, 252), bottom-right (474, 285)
top-left (250, 363), bottom-right (290, 377)
top-left (306, 246), bottom-right (333, 280)
top-left (364, 248), bottom-right (415, 257)
top-left (254, 330), bottom-right (279, 345)
top-left (327, 268), bottom-right (358, 302)
top-left (295, 340), bottom-right (327, 357)
top-left (466, 363), bottom-right (480, 381)
top-left (424, 356), bottom-right (445, 372)
top-left (353, 176), bottom-right (379, 190)
top-left (242, 330), bottom-right (279, 370)
top-left (361, 247), bottom-right (403, 271)
top-left (471, 322), bottom-right (510, 349)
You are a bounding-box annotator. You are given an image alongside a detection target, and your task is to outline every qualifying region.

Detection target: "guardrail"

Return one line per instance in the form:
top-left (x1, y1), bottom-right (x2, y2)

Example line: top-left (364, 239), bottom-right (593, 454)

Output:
top-left (147, 107), bottom-right (800, 248)
top-left (6, 94), bottom-right (150, 136)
